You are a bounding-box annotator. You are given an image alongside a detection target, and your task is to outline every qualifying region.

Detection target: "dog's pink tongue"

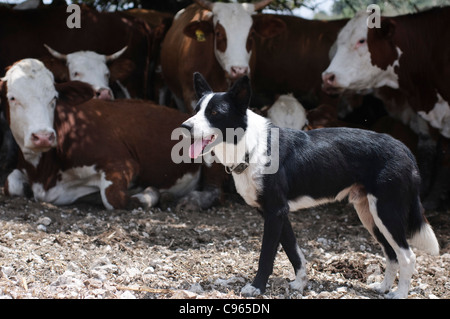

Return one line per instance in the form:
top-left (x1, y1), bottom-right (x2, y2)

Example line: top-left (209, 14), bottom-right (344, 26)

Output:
top-left (189, 139), bottom-right (204, 159)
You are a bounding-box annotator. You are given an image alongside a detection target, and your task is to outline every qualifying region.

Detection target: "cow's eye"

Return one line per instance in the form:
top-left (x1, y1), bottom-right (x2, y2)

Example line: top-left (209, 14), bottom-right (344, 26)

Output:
top-left (9, 96), bottom-right (15, 102)
top-left (73, 72), bottom-right (79, 77)
top-left (358, 39), bottom-right (366, 44)
top-left (211, 110), bottom-right (217, 116)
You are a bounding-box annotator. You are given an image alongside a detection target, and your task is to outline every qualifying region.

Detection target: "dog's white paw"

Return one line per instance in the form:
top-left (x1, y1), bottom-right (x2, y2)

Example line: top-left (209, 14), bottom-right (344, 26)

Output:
top-left (290, 270), bottom-right (307, 293)
top-left (368, 281), bottom-right (390, 294)
top-left (241, 284), bottom-right (261, 297)
top-left (289, 278), bottom-right (307, 293)
top-left (385, 289), bottom-right (408, 299)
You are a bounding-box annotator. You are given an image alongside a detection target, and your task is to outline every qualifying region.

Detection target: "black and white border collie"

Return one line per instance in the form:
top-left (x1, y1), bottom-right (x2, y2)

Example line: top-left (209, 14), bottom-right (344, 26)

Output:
top-left (181, 73), bottom-right (439, 299)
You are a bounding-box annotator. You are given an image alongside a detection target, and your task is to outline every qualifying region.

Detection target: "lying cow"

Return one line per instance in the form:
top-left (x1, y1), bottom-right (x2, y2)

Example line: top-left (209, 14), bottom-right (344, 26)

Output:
top-left (1, 59), bottom-right (202, 210)
top-left (43, 44), bottom-right (129, 100)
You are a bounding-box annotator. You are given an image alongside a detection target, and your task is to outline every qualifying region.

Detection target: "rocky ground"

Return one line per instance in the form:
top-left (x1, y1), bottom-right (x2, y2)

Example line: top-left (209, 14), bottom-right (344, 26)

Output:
top-left (0, 191), bottom-right (448, 299)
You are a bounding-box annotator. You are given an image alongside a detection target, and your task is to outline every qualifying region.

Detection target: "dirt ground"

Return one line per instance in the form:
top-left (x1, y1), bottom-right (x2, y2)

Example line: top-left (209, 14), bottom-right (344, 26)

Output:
top-left (0, 190), bottom-right (448, 299)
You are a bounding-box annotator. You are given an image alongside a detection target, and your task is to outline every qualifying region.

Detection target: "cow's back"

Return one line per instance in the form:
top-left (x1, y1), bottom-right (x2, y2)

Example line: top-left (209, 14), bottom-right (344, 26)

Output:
top-left (250, 15), bottom-right (348, 108)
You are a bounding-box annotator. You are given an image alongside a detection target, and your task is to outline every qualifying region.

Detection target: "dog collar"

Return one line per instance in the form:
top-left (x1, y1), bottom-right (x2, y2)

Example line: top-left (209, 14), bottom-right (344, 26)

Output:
top-left (224, 124), bottom-right (273, 175)
top-left (224, 152), bottom-right (250, 175)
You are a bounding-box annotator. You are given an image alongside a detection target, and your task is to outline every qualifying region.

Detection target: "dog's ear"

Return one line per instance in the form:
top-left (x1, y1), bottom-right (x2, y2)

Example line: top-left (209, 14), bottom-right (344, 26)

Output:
top-left (193, 72), bottom-right (212, 99)
top-left (228, 76), bottom-right (251, 113)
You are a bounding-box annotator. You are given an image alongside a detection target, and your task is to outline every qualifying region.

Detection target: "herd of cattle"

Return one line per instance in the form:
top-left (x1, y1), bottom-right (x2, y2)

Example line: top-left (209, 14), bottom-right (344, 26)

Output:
top-left (0, 0), bottom-right (449, 211)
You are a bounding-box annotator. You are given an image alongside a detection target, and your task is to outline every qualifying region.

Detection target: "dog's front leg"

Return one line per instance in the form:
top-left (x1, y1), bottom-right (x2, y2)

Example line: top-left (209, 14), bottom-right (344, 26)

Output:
top-left (241, 212), bottom-right (285, 297)
top-left (280, 216), bottom-right (308, 293)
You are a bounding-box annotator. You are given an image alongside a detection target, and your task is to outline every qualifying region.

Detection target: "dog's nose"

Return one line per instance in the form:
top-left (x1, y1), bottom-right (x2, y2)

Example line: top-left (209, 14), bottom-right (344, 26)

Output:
top-left (180, 123), bottom-right (193, 132)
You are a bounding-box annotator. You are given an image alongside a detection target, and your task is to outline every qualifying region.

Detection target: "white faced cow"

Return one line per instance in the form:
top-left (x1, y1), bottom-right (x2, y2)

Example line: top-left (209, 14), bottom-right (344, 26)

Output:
top-left (322, 11), bottom-right (401, 93)
top-left (44, 44), bottom-right (128, 100)
top-left (161, 0), bottom-right (286, 112)
top-left (322, 9), bottom-right (450, 139)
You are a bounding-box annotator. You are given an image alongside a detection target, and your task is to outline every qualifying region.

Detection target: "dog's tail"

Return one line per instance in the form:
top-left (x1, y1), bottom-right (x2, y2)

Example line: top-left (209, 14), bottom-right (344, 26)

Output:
top-left (408, 196), bottom-right (439, 256)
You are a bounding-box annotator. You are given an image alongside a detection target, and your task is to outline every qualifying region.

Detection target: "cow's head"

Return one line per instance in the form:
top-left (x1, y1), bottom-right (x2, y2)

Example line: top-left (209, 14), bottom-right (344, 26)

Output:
top-left (0, 59), bottom-right (93, 163)
top-left (184, 0), bottom-right (284, 81)
top-left (322, 11), bottom-right (400, 94)
top-left (44, 44), bottom-right (128, 100)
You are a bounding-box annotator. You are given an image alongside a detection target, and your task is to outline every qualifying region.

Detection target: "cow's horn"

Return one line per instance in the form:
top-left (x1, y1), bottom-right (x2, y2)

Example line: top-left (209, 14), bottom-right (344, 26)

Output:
top-left (194, 0), bottom-right (213, 11)
top-left (105, 46), bottom-right (128, 62)
top-left (254, 0), bottom-right (272, 11)
top-left (44, 44), bottom-right (67, 61)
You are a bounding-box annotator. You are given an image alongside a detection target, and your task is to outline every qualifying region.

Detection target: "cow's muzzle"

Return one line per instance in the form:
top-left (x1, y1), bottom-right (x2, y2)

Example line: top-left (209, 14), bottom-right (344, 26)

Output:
top-left (229, 66), bottom-right (249, 80)
top-left (30, 129), bottom-right (56, 150)
top-left (95, 88), bottom-right (114, 100)
top-left (321, 72), bottom-right (341, 95)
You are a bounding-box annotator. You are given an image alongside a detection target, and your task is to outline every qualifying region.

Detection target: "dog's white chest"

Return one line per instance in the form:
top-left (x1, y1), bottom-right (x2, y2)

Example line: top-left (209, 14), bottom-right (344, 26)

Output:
top-left (232, 168), bottom-right (262, 208)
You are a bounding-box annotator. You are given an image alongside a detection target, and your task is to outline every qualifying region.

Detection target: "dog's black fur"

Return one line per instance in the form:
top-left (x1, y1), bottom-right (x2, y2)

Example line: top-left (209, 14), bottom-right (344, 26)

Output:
top-left (182, 73), bottom-right (438, 298)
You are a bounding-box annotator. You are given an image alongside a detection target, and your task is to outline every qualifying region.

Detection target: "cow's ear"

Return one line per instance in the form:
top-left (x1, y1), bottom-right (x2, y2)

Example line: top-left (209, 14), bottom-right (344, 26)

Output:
top-left (253, 15), bottom-right (286, 38)
top-left (184, 20), bottom-right (214, 41)
top-left (108, 58), bottom-right (135, 83)
top-left (228, 76), bottom-right (251, 113)
top-left (193, 72), bottom-right (212, 99)
top-left (55, 81), bottom-right (95, 106)
top-left (378, 18), bottom-right (396, 39)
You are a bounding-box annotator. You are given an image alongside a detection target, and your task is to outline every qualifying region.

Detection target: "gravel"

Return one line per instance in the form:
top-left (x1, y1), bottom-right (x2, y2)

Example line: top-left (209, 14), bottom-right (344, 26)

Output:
top-left (0, 191), bottom-right (448, 299)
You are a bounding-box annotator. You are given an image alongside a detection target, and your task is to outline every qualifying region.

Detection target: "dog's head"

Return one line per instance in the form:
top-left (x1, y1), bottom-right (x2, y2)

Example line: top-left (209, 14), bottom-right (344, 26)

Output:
top-left (181, 72), bottom-right (251, 159)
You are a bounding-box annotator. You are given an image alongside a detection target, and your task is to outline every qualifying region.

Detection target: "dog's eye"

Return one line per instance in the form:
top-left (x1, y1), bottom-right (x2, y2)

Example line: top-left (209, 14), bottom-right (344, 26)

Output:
top-left (211, 111), bottom-right (217, 116)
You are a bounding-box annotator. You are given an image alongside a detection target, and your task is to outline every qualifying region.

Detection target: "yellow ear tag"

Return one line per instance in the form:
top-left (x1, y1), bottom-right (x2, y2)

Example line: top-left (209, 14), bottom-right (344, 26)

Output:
top-left (195, 29), bottom-right (206, 42)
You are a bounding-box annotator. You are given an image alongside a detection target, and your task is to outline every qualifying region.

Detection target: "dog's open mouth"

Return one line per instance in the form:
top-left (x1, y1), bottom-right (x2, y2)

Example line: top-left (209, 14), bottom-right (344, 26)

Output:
top-left (189, 135), bottom-right (216, 159)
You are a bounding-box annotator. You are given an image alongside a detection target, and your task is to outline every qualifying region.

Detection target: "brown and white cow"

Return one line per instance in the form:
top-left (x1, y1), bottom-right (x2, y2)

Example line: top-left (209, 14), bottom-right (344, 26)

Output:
top-left (322, 8), bottom-right (450, 139)
top-left (1, 59), bottom-right (202, 210)
top-left (43, 45), bottom-right (128, 100)
top-left (322, 8), bottom-right (450, 209)
top-left (160, 0), bottom-right (286, 112)
top-left (0, 4), bottom-right (152, 99)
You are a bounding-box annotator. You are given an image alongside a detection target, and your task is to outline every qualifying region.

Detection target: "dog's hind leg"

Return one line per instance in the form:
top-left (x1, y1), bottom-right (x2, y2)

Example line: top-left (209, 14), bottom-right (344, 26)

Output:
top-left (370, 227), bottom-right (400, 294)
top-left (367, 194), bottom-right (416, 299)
top-left (349, 187), bottom-right (399, 294)
top-left (279, 217), bottom-right (307, 293)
